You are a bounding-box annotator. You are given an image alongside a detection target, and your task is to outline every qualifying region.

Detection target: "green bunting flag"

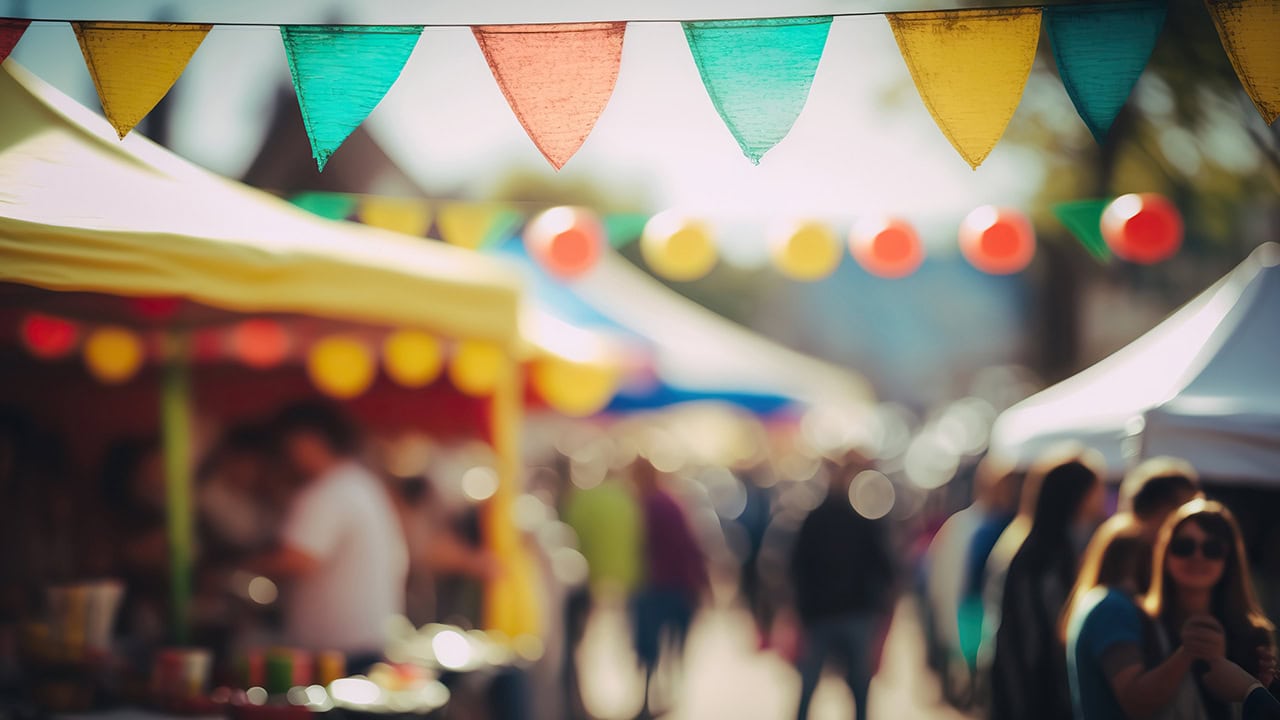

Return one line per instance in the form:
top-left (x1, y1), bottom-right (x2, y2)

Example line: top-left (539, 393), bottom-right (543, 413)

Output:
top-left (683, 17), bottom-right (831, 164)
top-left (281, 25), bottom-right (423, 170)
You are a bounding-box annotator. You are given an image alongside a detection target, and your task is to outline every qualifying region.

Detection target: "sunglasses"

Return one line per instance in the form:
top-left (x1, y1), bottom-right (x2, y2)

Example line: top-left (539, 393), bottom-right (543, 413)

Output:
top-left (1169, 536), bottom-right (1228, 560)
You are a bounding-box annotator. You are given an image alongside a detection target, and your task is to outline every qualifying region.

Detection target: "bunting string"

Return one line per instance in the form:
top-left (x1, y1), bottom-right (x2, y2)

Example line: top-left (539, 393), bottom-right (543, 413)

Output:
top-left (1, 1), bottom-right (1274, 171)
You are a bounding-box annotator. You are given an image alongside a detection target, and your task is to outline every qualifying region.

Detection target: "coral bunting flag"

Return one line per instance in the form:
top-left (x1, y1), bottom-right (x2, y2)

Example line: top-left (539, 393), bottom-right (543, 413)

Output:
top-left (473, 23), bottom-right (626, 169)
top-left (437, 203), bottom-right (524, 250)
top-left (1205, 0), bottom-right (1280, 125)
top-left (1046, 1), bottom-right (1166, 142)
top-left (73, 22), bottom-right (211, 138)
top-left (682, 17), bottom-right (832, 164)
top-left (357, 196), bottom-right (432, 237)
top-left (887, 9), bottom-right (1041, 169)
top-left (0, 19), bottom-right (30, 64)
top-left (281, 26), bottom-right (423, 170)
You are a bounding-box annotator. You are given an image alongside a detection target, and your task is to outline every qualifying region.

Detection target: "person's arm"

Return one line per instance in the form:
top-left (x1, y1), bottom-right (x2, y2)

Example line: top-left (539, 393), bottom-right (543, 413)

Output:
top-left (421, 530), bottom-right (495, 579)
top-left (1104, 644), bottom-right (1197, 719)
top-left (1105, 614), bottom-right (1225, 719)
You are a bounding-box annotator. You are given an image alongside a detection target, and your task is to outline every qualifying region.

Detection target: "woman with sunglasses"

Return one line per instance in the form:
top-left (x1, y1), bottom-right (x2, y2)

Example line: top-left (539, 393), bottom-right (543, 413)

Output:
top-left (1145, 499), bottom-right (1278, 719)
top-left (1062, 515), bottom-right (1228, 720)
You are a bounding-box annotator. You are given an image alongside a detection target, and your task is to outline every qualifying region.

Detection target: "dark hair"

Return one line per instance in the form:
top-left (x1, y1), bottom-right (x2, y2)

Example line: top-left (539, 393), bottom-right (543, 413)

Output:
top-left (100, 437), bottom-right (160, 517)
top-left (1120, 457), bottom-right (1200, 520)
top-left (197, 423), bottom-right (277, 483)
top-left (275, 401), bottom-right (359, 456)
top-left (1028, 459), bottom-right (1101, 546)
top-left (1059, 515), bottom-right (1146, 641)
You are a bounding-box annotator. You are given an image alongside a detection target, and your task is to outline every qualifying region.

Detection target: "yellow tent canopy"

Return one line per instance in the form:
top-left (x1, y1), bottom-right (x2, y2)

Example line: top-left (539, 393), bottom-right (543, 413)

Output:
top-left (0, 60), bottom-right (546, 640)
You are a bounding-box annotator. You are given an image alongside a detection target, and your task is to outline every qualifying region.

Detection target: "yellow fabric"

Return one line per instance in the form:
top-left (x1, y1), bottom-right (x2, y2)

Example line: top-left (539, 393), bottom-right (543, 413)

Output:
top-left (1206, 0), bottom-right (1280, 125)
top-left (0, 62), bottom-right (521, 345)
top-left (437, 202), bottom-right (514, 250)
top-left (888, 8), bottom-right (1041, 169)
top-left (357, 196), bottom-right (432, 237)
top-left (73, 22), bottom-right (210, 139)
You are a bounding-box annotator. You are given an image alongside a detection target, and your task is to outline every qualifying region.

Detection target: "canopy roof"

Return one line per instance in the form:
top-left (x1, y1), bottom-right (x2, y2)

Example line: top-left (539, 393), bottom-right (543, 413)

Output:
top-left (989, 242), bottom-right (1280, 483)
top-left (0, 61), bottom-right (521, 346)
top-left (494, 237), bottom-right (873, 413)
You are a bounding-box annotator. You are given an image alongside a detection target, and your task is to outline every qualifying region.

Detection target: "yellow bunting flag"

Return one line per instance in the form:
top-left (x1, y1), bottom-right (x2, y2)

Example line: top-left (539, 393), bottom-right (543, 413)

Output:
top-left (1206, 0), bottom-right (1280, 125)
top-left (358, 196), bottom-right (432, 237)
top-left (437, 202), bottom-right (523, 250)
top-left (887, 9), bottom-right (1041, 169)
top-left (73, 22), bottom-right (211, 138)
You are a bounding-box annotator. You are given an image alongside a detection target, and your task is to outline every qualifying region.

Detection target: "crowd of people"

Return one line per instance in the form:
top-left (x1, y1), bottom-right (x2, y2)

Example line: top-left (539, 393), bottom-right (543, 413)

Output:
top-left (922, 446), bottom-right (1280, 720)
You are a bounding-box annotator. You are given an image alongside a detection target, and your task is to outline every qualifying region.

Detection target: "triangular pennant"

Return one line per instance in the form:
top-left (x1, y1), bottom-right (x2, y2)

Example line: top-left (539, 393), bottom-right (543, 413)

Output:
top-left (0, 19), bottom-right (31, 64)
top-left (358, 196), bottom-right (432, 237)
top-left (73, 22), bottom-right (211, 138)
top-left (1047, 2), bottom-right (1166, 142)
top-left (603, 212), bottom-right (651, 248)
top-left (437, 203), bottom-right (524, 250)
top-left (473, 23), bottom-right (626, 169)
top-left (1053, 199), bottom-right (1113, 261)
top-left (281, 25), bottom-right (423, 170)
top-left (291, 192), bottom-right (358, 221)
top-left (1206, 0), bottom-right (1280, 125)
top-left (887, 8), bottom-right (1041, 169)
top-left (683, 17), bottom-right (832, 164)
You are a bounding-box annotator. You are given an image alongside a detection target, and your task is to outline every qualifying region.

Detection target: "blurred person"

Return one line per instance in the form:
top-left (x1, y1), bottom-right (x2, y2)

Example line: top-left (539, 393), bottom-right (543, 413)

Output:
top-left (989, 448), bottom-right (1107, 720)
top-left (924, 456), bottom-right (1017, 706)
top-left (100, 437), bottom-right (171, 647)
top-left (561, 467), bottom-right (643, 720)
top-left (247, 401), bottom-right (408, 669)
top-left (630, 456), bottom-right (709, 720)
top-left (1118, 457), bottom-right (1202, 591)
top-left (790, 451), bottom-right (897, 720)
top-left (1143, 500), bottom-right (1277, 720)
top-left (1061, 514), bottom-right (1210, 719)
top-left (196, 423), bottom-right (290, 565)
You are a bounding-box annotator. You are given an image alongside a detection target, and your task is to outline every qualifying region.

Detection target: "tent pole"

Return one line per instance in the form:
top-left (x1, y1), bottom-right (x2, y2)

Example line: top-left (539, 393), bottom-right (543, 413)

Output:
top-left (483, 349), bottom-right (540, 639)
top-left (160, 332), bottom-right (194, 645)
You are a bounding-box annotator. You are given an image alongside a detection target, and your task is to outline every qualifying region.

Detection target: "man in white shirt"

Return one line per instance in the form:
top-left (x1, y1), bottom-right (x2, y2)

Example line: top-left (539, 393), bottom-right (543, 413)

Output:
top-left (250, 402), bottom-right (408, 665)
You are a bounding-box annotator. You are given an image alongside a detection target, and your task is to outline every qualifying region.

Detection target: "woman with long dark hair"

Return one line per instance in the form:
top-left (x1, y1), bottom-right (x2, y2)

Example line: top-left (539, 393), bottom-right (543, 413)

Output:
top-left (989, 448), bottom-right (1106, 720)
top-left (1144, 500), bottom-right (1278, 719)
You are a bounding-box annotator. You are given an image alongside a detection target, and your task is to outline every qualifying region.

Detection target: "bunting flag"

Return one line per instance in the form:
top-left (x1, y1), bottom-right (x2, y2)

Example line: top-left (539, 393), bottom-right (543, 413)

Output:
top-left (291, 191), bottom-right (357, 220)
top-left (1206, 0), bottom-right (1280, 125)
top-left (473, 23), bottom-right (626, 169)
top-left (0, 19), bottom-right (30, 64)
top-left (887, 8), bottom-right (1041, 169)
top-left (73, 22), bottom-right (211, 138)
top-left (358, 196), bottom-right (432, 237)
top-left (1052, 199), bottom-right (1113, 261)
top-left (436, 202), bottom-right (524, 250)
top-left (603, 212), bottom-right (651, 248)
top-left (1046, 1), bottom-right (1166, 142)
top-left (281, 26), bottom-right (423, 170)
top-left (682, 16), bottom-right (832, 164)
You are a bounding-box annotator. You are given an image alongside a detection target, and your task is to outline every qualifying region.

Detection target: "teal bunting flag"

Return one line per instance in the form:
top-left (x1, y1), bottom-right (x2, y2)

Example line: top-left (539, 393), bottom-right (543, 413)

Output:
top-left (1045, 1), bottom-right (1166, 143)
top-left (1052, 199), bottom-right (1113, 262)
top-left (281, 25), bottom-right (423, 170)
top-left (603, 212), bottom-right (651, 248)
top-left (291, 191), bottom-right (358, 220)
top-left (683, 16), bottom-right (832, 164)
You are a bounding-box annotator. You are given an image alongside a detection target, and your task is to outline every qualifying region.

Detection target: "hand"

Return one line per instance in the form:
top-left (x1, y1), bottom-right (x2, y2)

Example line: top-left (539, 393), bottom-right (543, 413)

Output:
top-left (1182, 615), bottom-right (1227, 660)
top-left (1202, 657), bottom-right (1263, 703)
top-left (1257, 645), bottom-right (1277, 687)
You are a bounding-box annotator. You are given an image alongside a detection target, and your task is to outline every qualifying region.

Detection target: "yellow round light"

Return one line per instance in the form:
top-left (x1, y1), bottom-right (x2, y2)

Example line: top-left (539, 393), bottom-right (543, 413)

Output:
top-left (531, 357), bottom-right (618, 417)
top-left (383, 330), bottom-right (443, 388)
top-left (84, 326), bottom-right (144, 384)
top-left (640, 211), bottom-right (717, 281)
top-left (307, 336), bottom-right (376, 399)
top-left (448, 340), bottom-right (504, 397)
top-left (771, 221), bottom-right (841, 281)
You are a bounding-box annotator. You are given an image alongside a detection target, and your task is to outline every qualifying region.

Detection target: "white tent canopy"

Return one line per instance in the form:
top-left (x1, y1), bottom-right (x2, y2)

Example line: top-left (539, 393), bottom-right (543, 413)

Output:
top-left (989, 242), bottom-right (1280, 483)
